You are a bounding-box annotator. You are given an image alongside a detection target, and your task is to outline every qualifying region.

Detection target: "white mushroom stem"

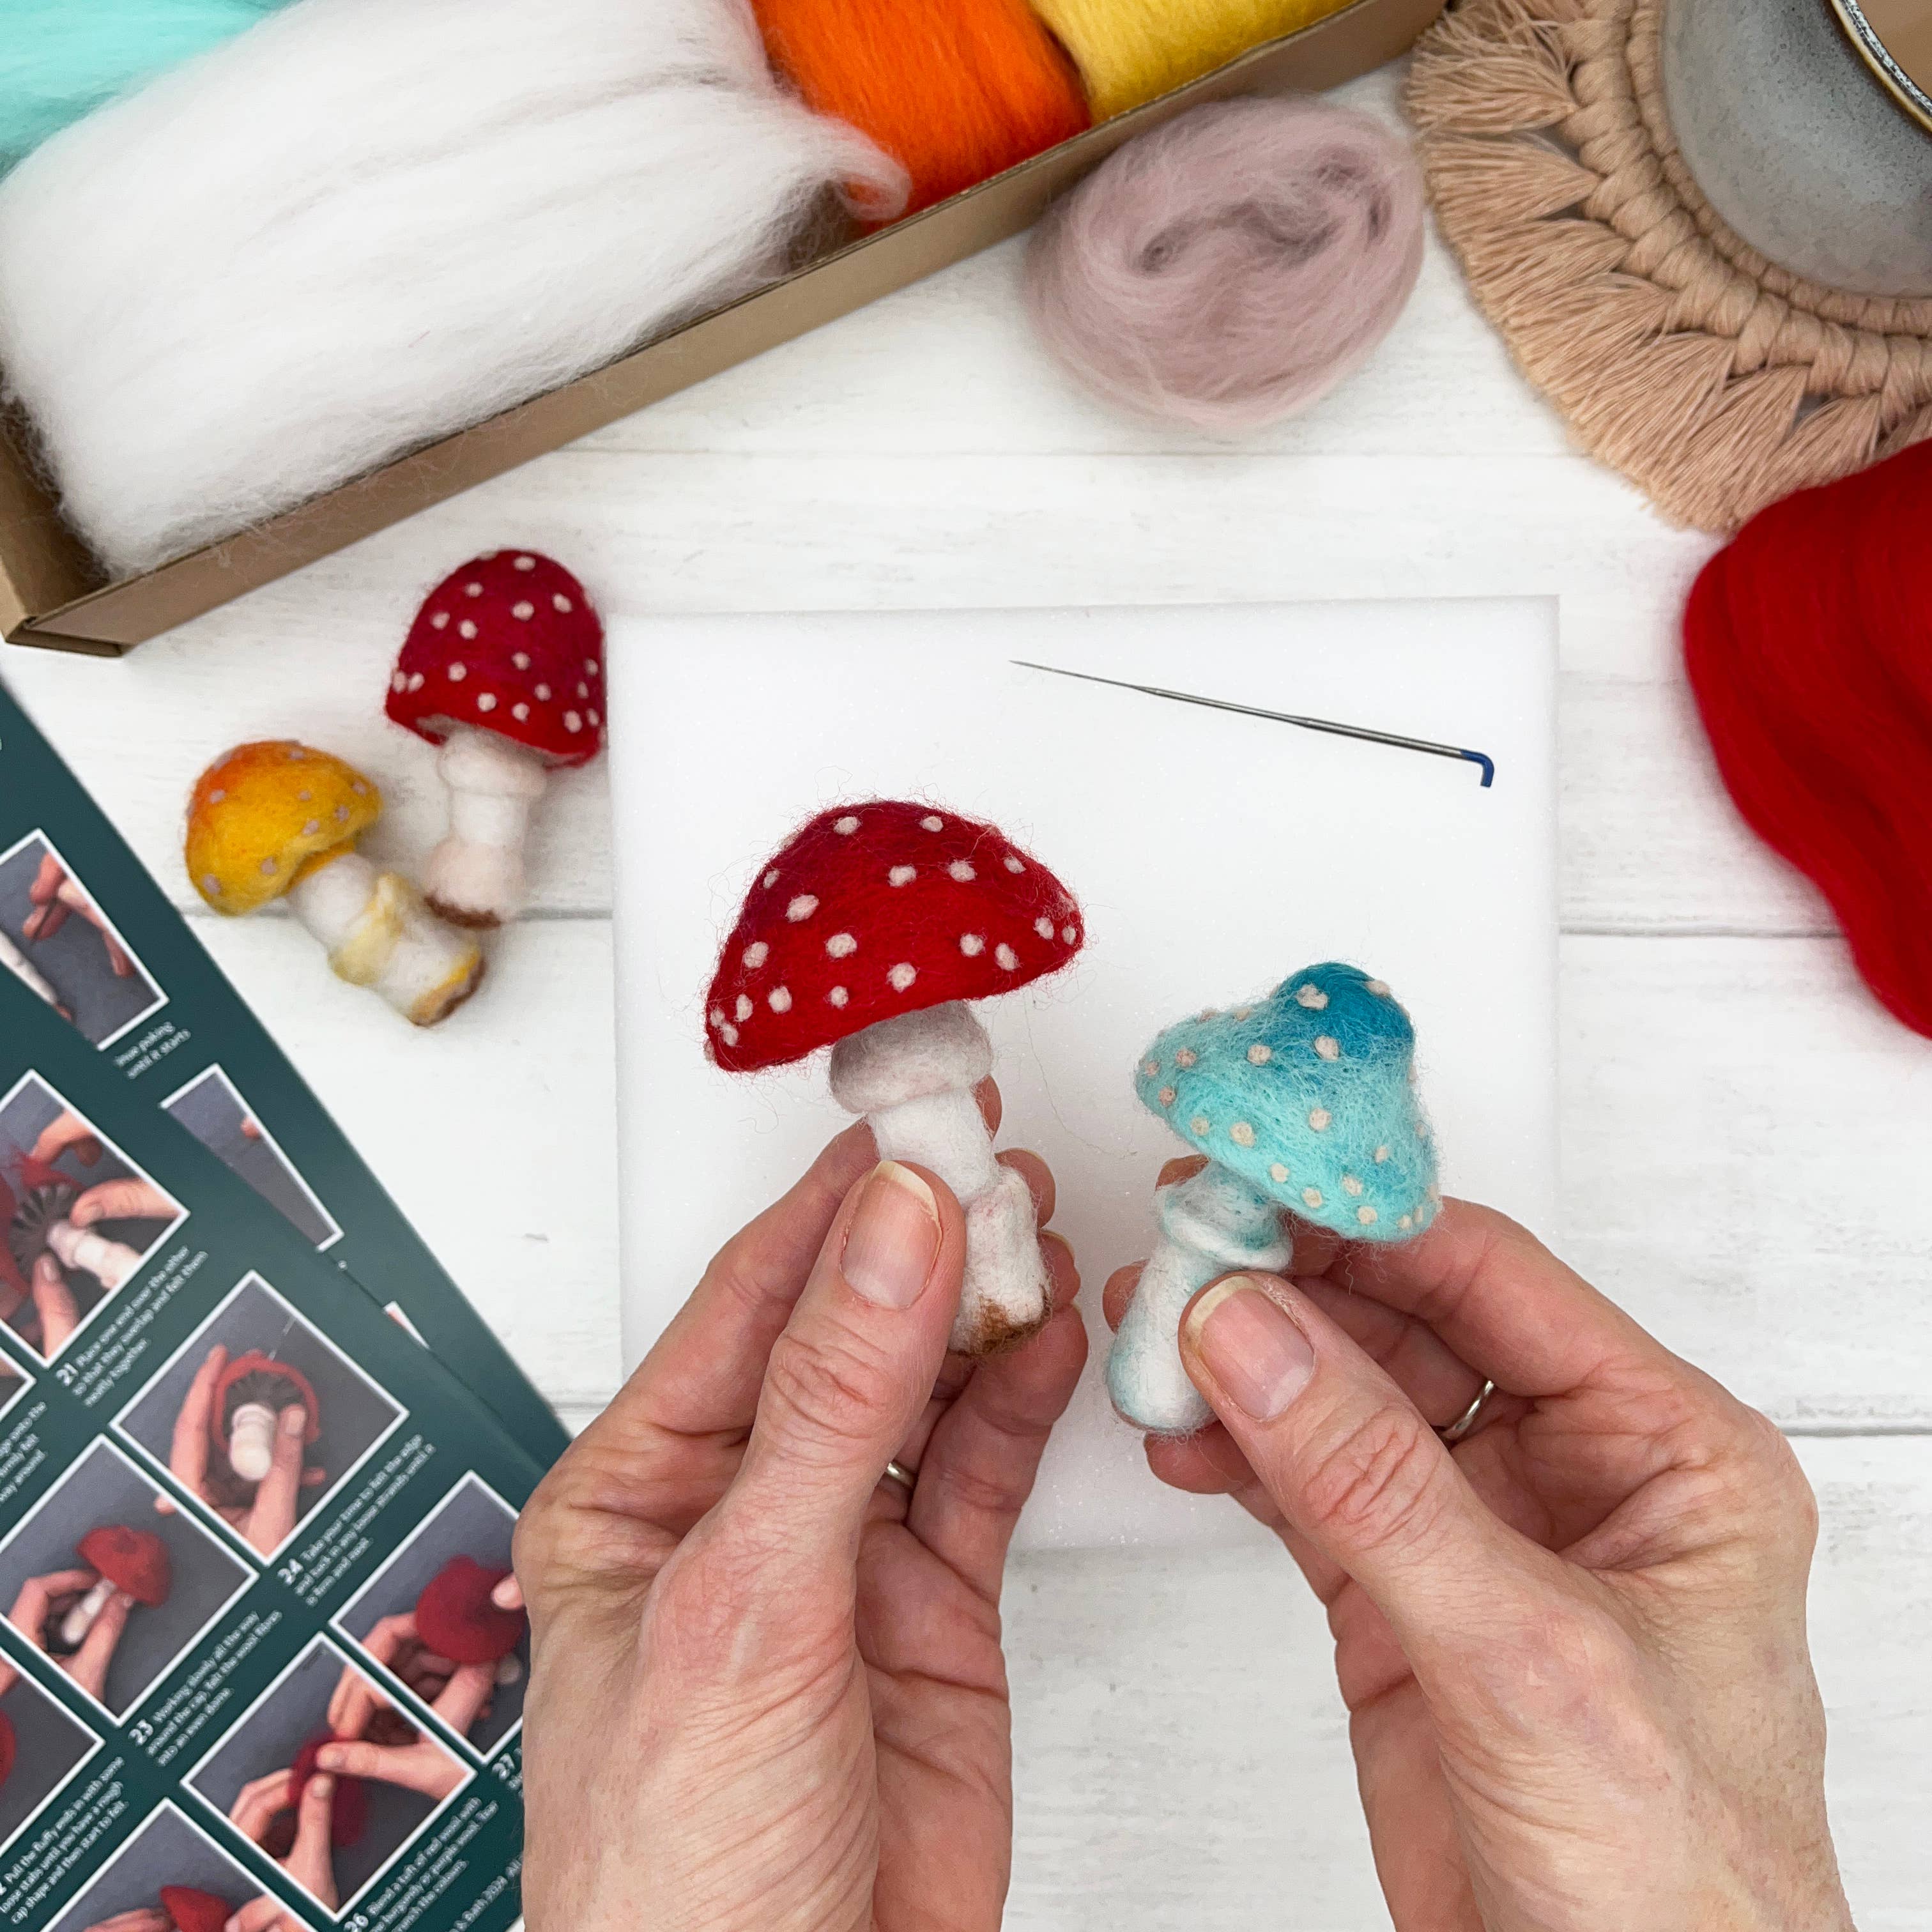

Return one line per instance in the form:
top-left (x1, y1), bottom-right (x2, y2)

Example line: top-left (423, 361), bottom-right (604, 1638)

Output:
top-left (827, 1001), bottom-right (1048, 1355)
top-left (227, 1402), bottom-right (280, 1483)
top-left (43, 1219), bottom-right (143, 1291)
top-left (286, 850), bottom-right (482, 1027)
top-left (59, 1579), bottom-right (115, 1649)
top-left (423, 726), bottom-right (549, 929)
top-left (0, 930), bottom-right (62, 1011)
top-left (1107, 1164), bottom-right (1294, 1436)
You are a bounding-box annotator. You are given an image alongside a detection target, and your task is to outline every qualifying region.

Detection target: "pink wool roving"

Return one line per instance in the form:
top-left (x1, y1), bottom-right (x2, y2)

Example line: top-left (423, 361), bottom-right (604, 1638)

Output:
top-left (1025, 97), bottom-right (1425, 431)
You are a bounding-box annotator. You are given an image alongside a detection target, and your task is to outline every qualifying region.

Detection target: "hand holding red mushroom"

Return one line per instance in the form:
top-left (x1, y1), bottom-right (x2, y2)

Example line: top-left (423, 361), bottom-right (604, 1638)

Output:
top-left (387, 552), bottom-right (605, 929)
top-left (705, 802), bottom-right (1084, 1354)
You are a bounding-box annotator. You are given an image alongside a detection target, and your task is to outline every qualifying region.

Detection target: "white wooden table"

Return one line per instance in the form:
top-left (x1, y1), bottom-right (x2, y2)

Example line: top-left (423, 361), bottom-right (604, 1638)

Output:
top-left (4, 67), bottom-right (1926, 1931)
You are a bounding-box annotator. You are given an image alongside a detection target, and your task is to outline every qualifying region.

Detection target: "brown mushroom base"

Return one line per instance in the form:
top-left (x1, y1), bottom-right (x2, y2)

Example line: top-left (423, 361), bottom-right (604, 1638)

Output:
top-left (424, 727), bottom-right (550, 930)
top-left (829, 1002), bottom-right (1051, 1356)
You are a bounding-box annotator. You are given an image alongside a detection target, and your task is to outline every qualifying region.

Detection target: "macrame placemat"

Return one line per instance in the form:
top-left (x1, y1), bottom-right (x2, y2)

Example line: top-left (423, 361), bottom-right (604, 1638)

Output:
top-left (1405, 0), bottom-right (1932, 531)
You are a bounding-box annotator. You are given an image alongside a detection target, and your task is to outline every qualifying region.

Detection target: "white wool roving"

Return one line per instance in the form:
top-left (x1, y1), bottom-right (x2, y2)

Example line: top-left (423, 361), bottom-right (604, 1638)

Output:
top-left (0, 0), bottom-right (907, 575)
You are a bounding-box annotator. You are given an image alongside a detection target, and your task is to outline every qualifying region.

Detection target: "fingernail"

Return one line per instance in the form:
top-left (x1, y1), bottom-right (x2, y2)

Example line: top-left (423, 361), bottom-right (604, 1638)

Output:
top-left (280, 1404), bottom-right (307, 1438)
top-left (842, 1162), bottom-right (940, 1309)
top-left (491, 1576), bottom-right (520, 1610)
top-left (1186, 1277), bottom-right (1316, 1420)
top-left (310, 1772), bottom-right (334, 1797)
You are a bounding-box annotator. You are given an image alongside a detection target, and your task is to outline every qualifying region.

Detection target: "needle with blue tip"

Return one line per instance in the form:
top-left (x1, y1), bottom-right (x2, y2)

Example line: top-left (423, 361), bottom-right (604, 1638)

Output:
top-left (1011, 661), bottom-right (1496, 788)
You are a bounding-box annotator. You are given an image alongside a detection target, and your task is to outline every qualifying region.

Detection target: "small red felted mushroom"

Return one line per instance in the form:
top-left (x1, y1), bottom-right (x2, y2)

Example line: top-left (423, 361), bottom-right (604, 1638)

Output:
top-left (211, 1353), bottom-right (321, 1487)
top-left (415, 1557), bottom-right (525, 1669)
top-left (160, 1887), bottom-right (233, 1932)
top-left (387, 551), bottom-right (605, 930)
top-left (706, 802), bottom-right (1084, 1354)
top-left (57, 1525), bottom-right (171, 1649)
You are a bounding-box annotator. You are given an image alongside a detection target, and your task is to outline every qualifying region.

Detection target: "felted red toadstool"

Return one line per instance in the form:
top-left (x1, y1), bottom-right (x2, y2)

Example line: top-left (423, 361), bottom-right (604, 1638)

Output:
top-left (706, 801), bottom-right (1084, 1354)
top-left (210, 1353), bottom-right (321, 1488)
top-left (388, 551), bottom-right (605, 929)
top-left (160, 1888), bottom-right (233, 1932)
top-left (56, 1525), bottom-right (171, 1650)
top-left (415, 1557), bottom-right (525, 1668)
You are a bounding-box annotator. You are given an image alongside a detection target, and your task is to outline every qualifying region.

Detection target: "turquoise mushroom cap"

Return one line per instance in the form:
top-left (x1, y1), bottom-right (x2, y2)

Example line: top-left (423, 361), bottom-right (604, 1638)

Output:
top-left (1133, 963), bottom-right (1438, 1240)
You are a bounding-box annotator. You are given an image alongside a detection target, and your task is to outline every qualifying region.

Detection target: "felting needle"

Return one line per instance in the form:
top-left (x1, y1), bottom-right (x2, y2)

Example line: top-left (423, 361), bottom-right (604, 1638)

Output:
top-left (1012, 661), bottom-right (1496, 788)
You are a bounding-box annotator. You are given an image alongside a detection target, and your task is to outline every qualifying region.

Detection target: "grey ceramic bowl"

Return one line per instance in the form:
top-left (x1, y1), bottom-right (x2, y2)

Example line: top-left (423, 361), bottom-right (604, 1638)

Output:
top-left (1662, 0), bottom-right (1932, 295)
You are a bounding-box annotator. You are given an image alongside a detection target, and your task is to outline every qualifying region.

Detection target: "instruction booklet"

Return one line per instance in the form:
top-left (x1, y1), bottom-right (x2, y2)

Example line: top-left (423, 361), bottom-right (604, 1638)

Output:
top-left (0, 966), bottom-right (542, 1932)
top-left (0, 678), bottom-right (565, 1465)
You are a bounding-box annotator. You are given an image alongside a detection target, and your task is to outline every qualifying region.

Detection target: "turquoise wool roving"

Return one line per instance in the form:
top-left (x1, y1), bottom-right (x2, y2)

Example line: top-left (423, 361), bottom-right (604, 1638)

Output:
top-left (0, 0), bottom-right (286, 174)
top-left (1109, 962), bottom-right (1438, 1434)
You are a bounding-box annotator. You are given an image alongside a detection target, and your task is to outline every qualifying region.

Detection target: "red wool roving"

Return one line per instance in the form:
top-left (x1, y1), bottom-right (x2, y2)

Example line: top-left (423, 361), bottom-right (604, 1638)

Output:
top-left (1682, 440), bottom-right (1932, 1037)
top-left (160, 1888), bottom-right (233, 1932)
top-left (415, 1557), bottom-right (525, 1667)
top-left (0, 1712), bottom-right (15, 1788)
top-left (288, 1733), bottom-right (369, 1848)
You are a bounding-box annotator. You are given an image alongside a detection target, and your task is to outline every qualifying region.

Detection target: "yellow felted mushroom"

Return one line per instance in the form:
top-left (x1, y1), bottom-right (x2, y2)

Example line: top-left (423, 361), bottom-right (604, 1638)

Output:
top-left (185, 741), bottom-right (483, 1027)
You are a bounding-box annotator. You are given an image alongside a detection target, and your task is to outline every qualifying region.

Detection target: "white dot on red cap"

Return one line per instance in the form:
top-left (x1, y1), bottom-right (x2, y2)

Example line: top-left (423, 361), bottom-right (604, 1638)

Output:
top-left (514, 555), bottom-right (535, 571)
top-left (735, 995), bottom-right (752, 1021)
top-left (829, 985), bottom-right (849, 1008)
top-left (1314, 1036), bottom-right (1340, 1060)
top-left (743, 941), bottom-right (769, 969)
top-left (1062, 925), bottom-right (1077, 944)
top-left (535, 684), bottom-right (551, 701)
top-left (459, 622), bottom-right (477, 641)
top-left (585, 659), bottom-right (598, 676)
top-left (1004, 855), bottom-right (1024, 873)
top-left (577, 682), bottom-right (589, 699)
top-left (721, 1023), bottom-right (739, 1046)
top-left (995, 944), bottom-right (1016, 969)
top-left (948, 860), bottom-right (975, 882)
top-left (709, 1008), bottom-right (724, 1027)
top-left (1308, 1108), bottom-right (1331, 1131)
top-left (408, 673), bottom-right (424, 691)
top-left (478, 693), bottom-right (497, 713)
top-left (553, 594), bottom-right (572, 612)
top-left (464, 582), bottom-right (482, 597)
top-left (565, 712), bottom-right (582, 733)
top-left (787, 894), bottom-right (818, 921)
top-left (1034, 917), bottom-right (1053, 939)
top-left (826, 933), bottom-right (855, 958)
top-left (833, 816), bottom-right (859, 835)
top-left (1248, 1043), bottom-right (1271, 1064)
top-left (512, 702), bottom-right (529, 721)
top-left (588, 709), bottom-right (599, 726)
top-left (430, 611), bottom-right (448, 629)
top-left (889, 865), bottom-right (915, 886)
top-left (391, 673), bottom-right (408, 693)
top-left (448, 663), bottom-right (466, 680)
top-left (960, 933), bottom-right (984, 956)
top-left (769, 986), bottom-right (792, 1013)
top-left (920, 815), bottom-right (943, 831)
top-left (763, 870), bottom-right (779, 889)
top-left (889, 963), bottom-right (916, 992)
top-left (512, 604), bottom-right (533, 622)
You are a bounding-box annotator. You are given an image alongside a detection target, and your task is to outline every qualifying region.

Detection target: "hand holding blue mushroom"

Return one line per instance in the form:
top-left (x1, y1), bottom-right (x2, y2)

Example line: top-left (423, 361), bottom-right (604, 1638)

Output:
top-left (1108, 963), bottom-right (1440, 1434)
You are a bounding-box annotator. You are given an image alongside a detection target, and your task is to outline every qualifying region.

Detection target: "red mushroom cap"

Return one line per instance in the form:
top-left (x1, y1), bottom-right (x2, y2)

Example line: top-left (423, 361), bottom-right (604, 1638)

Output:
top-left (388, 551), bottom-right (604, 768)
top-left (209, 1353), bottom-right (322, 1459)
top-left (161, 1888), bottom-right (233, 1932)
top-left (704, 801), bottom-right (1084, 1075)
top-left (75, 1526), bottom-right (171, 1606)
top-left (0, 1711), bottom-right (15, 1788)
top-left (289, 1733), bottom-right (369, 1847)
top-left (415, 1557), bottom-right (525, 1666)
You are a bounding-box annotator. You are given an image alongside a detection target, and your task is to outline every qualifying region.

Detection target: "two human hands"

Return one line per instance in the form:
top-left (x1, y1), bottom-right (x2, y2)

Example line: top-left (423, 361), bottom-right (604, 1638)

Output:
top-left (228, 1770), bottom-right (339, 1912)
top-left (4, 1569), bottom-right (130, 1701)
top-left (517, 1087), bottom-right (1086, 1932)
top-left (314, 1637), bottom-right (479, 1799)
top-left (1104, 1162), bottom-right (1853, 1932)
top-left (157, 1345), bottom-right (322, 1556)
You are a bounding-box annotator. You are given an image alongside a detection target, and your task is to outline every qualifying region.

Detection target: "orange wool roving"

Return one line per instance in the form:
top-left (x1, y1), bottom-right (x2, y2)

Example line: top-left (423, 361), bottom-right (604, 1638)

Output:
top-left (752, 0), bottom-right (1089, 215)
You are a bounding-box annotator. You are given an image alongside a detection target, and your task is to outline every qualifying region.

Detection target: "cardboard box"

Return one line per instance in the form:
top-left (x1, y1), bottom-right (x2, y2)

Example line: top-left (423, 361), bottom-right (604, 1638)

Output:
top-left (0, 0), bottom-right (1444, 657)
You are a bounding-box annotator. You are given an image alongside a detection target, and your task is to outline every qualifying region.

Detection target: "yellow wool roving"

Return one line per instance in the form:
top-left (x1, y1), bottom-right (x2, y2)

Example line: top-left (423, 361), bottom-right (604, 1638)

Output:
top-left (1027, 0), bottom-right (1356, 119)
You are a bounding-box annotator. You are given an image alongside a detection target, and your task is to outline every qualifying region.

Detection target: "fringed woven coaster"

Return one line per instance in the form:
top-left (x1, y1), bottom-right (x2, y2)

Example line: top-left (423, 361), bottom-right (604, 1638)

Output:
top-left (1405, 0), bottom-right (1932, 531)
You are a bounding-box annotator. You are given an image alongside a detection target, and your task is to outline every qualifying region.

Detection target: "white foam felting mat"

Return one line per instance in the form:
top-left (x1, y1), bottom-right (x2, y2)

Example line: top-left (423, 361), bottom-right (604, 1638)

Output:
top-left (606, 599), bottom-right (1558, 1551)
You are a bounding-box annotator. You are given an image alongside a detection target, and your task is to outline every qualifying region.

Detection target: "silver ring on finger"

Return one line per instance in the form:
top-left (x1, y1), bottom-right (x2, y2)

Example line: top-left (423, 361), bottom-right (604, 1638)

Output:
top-left (1436, 1379), bottom-right (1499, 1446)
top-left (880, 1459), bottom-right (918, 1496)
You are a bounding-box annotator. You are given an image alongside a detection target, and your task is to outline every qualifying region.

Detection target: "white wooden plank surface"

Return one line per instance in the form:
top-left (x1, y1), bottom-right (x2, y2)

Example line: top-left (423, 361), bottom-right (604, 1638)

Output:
top-left (2, 57), bottom-right (1926, 1922)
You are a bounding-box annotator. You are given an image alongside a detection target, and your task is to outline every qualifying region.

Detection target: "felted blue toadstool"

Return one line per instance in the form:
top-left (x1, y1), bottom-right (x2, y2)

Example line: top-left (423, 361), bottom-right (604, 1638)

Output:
top-left (1108, 962), bottom-right (1439, 1434)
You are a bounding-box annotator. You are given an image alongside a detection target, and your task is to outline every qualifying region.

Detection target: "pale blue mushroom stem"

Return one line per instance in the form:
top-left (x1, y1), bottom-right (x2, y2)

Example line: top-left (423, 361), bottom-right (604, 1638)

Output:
top-left (1107, 1162), bottom-right (1293, 1435)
